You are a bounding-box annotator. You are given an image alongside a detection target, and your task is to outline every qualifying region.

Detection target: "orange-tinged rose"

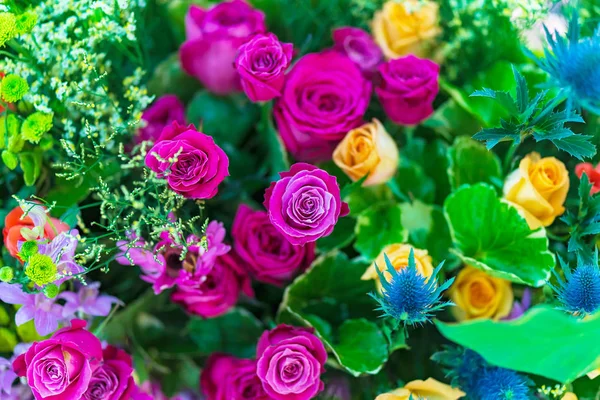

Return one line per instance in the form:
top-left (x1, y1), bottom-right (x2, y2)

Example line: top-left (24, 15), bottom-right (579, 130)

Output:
top-left (372, 0), bottom-right (441, 59)
top-left (449, 266), bottom-right (513, 321)
top-left (362, 243), bottom-right (434, 290)
top-left (376, 378), bottom-right (465, 400)
top-left (504, 152), bottom-right (569, 228)
top-left (333, 119), bottom-right (399, 186)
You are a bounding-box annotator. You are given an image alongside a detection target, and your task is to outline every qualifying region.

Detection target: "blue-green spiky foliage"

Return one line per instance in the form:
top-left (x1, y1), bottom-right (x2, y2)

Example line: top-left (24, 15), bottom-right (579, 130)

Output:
top-left (529, 13), bottom-right (600, 114)
top-left (551, 250), bottom-right (600, 316)
top-left (433, 347), bottom-right (532, 400)
top-left (369, 249), bottom-right (454, 327)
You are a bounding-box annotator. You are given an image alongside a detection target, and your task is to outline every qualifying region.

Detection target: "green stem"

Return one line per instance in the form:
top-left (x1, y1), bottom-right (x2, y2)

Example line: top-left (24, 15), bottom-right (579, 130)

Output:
top-left (503, 140), bottom-right (520, 174)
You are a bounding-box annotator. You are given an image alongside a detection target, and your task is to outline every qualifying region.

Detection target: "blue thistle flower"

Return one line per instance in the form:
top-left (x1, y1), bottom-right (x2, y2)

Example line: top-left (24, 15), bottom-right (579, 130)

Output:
top-left (551, 251), bottom-right (600, 316)
top-left (528, 13), bottom-right (600, 114)
top-left (369, 249), bottom-right (454, 327)
top-left (477, 368), bottom-right (531, 400)
top-left (433, 347), bottom-right (532, 400)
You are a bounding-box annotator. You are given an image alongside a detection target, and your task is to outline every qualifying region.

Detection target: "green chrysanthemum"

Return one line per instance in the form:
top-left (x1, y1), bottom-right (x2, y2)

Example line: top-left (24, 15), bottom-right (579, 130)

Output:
top-left (43, 283), bottom-right (59, 299)
top-left (19, 240), bottom-right (39, 259)
top-left (15, 11), bottom-right (37, 35)
top-left (21, 112), bottom-right (53, 144)
top-left (0, 13), bottom-right (17, 47)
top-left (0, 266), bottom-right (14, 282)
top-left (1, 74), bottom-right (29, 103)
top-left (25, 253), bottom-right (57, 286)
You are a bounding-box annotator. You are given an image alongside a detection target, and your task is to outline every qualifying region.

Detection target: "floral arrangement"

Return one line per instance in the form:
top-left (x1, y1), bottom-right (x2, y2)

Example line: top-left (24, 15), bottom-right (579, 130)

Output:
top-left (0, 0), bottom-right (599, 399)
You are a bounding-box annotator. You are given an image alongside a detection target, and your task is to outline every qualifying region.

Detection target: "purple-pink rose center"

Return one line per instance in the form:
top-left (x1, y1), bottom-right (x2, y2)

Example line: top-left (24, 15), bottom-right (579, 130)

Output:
top-left (39, 358), bottom-right (67, 392)
top-left (85, 366), bottom-right (119, 400)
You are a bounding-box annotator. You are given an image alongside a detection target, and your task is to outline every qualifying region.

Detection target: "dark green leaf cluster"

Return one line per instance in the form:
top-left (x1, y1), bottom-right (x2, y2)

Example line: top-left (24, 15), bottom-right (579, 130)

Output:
top-left (471, 66), bottom-right (595, 160)
top-left (562, 174), bottom-right (600, 256)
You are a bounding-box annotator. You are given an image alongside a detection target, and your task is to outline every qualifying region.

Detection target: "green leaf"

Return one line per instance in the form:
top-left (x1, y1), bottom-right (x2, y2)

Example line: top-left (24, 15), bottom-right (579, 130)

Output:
top-left (551, 135), bottom-right (596, 160)
top-left (186, 90), bottom-right (259, 147)
top-left (147, 53), bottom-right (200, 102)
top-left (278, 252), bottom-right (388, 376)
top-left (187, 308), bottom-right (263, 358)
top-left (1, 150), bottom-right (17, 170)
top-left (444, 184), bottom-right (555, 286)
top-left (355, 202), bottom-right (408, 260)
top-left (435, 306), bottom-right (600, 383)
top-left (258, 102), bottom-right (289, 176)
top-left (471, 89), bottom-right (518, 115)
top-left (389, 160), bottom-right (436, 203)
top-left (346, 184), bottom-right (393, 217)
top-left (447, 137), bottom-right (502, 190)
top-left (0, 327), bottom-right (17, 352)
top-left (513, 65), bottom-right (529, 113)
top-left (316, 215), bottom-right (356, 252)
top-left (19, 152), bottom-right (41, 186)
top-left (472, 127), bottom-right (519, 149)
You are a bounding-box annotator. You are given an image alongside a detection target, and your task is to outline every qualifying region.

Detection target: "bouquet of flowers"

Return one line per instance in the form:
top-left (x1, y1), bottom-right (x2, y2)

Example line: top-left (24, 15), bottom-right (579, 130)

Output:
top-left (0, 0), bottom-right (599, 399)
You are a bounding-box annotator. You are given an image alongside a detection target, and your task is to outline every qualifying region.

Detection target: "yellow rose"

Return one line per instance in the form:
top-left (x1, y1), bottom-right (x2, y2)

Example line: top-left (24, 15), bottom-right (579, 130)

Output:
top-left (504, 152), bottom-right (569, 228)
top-left (362, 244), bottom-right (434, 290)
top-left (588, 368), bottom-right (600, 379)
top-left (376, 378), bottom-right (465, 400)
top-left (449, 266), bottom-right (513, 321)
top-left (562, 393), bottom-right (578, 400)
top-left (333, 119), bottom-right (399, 186)
top-left (372, 0), bottom-right (441, 59)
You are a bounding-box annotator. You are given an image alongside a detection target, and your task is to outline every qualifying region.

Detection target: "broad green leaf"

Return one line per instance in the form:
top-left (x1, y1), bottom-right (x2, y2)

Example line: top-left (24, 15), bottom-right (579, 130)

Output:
top-left (317, 215), bottom-right (356, 253)
top-left (400, 201), bottom-right (455, 266)
top-left (0, 327), bottom-right (17, 352)
top-left (346, 184), bottom-right (393, 217)
top-left (355, 202), bottom-right (408, 260)
top-left (447, 137), bottom-right (502, 190)
top-left (389, 160), bottom-right (435, 204)
top-left (187, 90), bottom-right (259, 147)
top-left (278, 252), bottom-right (389, 376)
top-left (444, 184), bottom-right (555, 286)
top-left (187, 308), bottom-right (263, 358)
top-left (435, 306), bottom-right (600, 383)
top-left (19, 152), bottom-right (41, 186)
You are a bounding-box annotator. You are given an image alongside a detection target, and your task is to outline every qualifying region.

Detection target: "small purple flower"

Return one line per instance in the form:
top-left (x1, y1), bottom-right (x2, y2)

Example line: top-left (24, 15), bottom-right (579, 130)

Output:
top-left (332, 27), bottom-right (383, 79)
top-left (116, 221), bottom-right (230, 294)
top-left (0, 357), bottom-right (18, 399)
top-left (0, 283), bottom-right (64, 336)
top-left (58, 282), bottom-right (122, 319)
top-left (35, 229), bottom-right (84, 285)
top-left (505, 288), bottom-right (532, 320)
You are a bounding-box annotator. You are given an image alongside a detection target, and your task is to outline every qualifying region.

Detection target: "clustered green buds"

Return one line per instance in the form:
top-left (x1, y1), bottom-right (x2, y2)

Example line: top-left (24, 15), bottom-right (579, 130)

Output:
top-left (0, 266), bottom-right (14, 283)
top-left (15, 11), bottom-right (37, 35)
top-left (21, 112), bottom-right (53, 144)
top-left (24, 253), bottom-right (57, 287)
top-left (0, 13), bottom-right (17, 47)
top-left (1, 74), bottom-right (29, 103)
top-left (19, 240), bottom-right (39, 259)
top-left (43, 283), bottom-right (59, 299)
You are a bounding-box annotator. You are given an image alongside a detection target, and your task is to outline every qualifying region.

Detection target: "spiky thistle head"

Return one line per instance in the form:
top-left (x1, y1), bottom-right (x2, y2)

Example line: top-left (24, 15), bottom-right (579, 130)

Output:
top-left (529, 13), bottom-right (600, 114)
top-left (551, 250), bottom-right (600, 316)
top-left (369, 249), bottom-right (454, 327)
top-left (432, 347), bottom-right (532, 400)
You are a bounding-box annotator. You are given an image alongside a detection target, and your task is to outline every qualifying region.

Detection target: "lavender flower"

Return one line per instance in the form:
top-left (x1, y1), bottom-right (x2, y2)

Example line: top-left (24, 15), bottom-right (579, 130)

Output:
top-left (36, 229), bottom-right (84, 284)
top-left (0, 283), bottom-right (64, 336)
top-left (58, 282), bottom-right (122, 319)
top-left (504, 288), bottom-right (532, 320)
top-left (0, 357), bottom-right (17, 399)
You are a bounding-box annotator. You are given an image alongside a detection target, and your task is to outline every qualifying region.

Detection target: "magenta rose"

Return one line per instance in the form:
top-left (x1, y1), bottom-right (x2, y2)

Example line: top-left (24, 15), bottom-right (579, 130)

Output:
top-left (375, 55), bottom-right (440, 125)
top-left (233, 204), bottom-right (315, 285)
top-left (256, 325), bottom-right (327, 400)
top-left (274, 51), bottom-right (372, 162)
top-left (137, 95), bottom-right (186, 144)
top-left (171, 252), bottom-right (253, 318)
top-left (264, 163), bottom-right (349, 246)
top-left (180, 0), bottom-right (266, 95)
top-left (13, 319), bottom-right (103, 400)
top-left (332, 27), bottom-right (383, 79)
top-left (200, 354), bottom-right (270, 400)
top-left (83, 346), bottom-right (135, 400)
top-left (235, 33), bottom-right (293, 102)
top-left (145, 121), bottom-right (229, 199)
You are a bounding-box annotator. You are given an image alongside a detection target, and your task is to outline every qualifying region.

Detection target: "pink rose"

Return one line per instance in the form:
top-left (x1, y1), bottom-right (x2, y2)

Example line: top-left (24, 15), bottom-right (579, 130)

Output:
top-left (256, 325), bottom-right (327, 400)
top-left (145, 122), bottom-right (229, 199)
top-left (13, 319), bottom-right (103, 400)
top-left (137, 95), bottom-right (186, 144)
top-left (235, 33), bottom-right (294, 102)
top-left (83, 346), bottom-right (135, 400)
top-left (332, 27), bottom-right (383, 79)
top-left (264, 163), bottom-right (349, 246)
top-left (200, 354), bottom-right (270, 400)
top-left (180, 0), bottom-right (266, 94)
top-left (232, 204), bottom-right (315, 285)
top-left (170, 252), bottom-right (253, 318)
top-left (274, 51), bottom-right (372, 162)
top-left (375, 55), bottom-right (440, 125)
